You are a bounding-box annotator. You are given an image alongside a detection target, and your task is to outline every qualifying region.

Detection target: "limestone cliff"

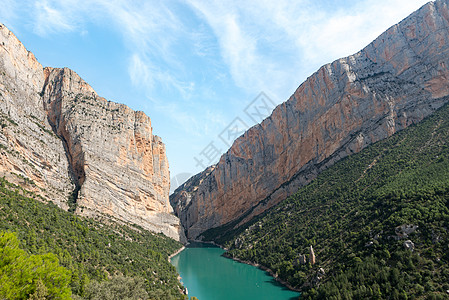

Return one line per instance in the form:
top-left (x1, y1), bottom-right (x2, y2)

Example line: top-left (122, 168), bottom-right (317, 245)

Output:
top-left (0, 24), bottom-right (184, 241)
top-left (0, 24), bottom-right (73, 209)
top-left (171, 0), bottom-right (449, 239)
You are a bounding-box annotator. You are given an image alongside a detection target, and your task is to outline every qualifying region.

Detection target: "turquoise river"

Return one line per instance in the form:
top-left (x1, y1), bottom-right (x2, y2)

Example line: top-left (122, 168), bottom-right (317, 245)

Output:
top-left (170, 242), bottom-right (300, 300)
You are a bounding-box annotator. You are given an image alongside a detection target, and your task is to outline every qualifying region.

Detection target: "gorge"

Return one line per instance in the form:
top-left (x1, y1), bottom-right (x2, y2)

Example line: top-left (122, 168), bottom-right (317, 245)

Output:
top-left (1, 0), bottom-right (449, 299)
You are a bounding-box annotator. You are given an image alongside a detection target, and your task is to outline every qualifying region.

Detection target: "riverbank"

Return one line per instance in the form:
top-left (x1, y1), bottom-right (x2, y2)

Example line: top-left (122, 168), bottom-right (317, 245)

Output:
top-left (222, 252), bottom-right (302, 293)
top-left (169, 245), bottom-right (187, 296)
top-left (168, 245), bottom-right (185, 261)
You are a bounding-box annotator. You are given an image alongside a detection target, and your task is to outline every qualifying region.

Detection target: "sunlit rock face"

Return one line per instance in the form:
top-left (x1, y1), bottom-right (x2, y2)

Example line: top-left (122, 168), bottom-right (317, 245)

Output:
top-left (0, 24), bottom-right (185, 242)
top-left (171, 0), bottom-right (449, 240)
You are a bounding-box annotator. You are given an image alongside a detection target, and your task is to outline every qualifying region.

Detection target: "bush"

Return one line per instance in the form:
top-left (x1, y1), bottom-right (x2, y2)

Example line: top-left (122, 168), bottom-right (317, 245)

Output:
top-left (82, 275), bottom-right (149, 300)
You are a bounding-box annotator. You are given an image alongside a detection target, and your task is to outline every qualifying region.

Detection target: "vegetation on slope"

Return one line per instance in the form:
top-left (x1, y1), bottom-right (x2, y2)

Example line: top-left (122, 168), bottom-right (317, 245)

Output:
top-left (0, 178), bottom-right (185, 299)
top-left (0, 231), bottom-right (72, 299)
top-left (220, 103), bottom-right (449, 299)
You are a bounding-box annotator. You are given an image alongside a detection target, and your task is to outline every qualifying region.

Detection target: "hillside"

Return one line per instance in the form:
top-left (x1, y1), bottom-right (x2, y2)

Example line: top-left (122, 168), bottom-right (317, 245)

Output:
top-left (218, 101), bottom-right (449, 298)
top-left (0, 177), bottom-right (185, 299)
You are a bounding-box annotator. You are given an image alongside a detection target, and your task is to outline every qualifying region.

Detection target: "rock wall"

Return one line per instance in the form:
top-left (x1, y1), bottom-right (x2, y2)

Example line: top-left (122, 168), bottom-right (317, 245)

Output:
top-left (0, 24), bottom-right (74, 208)
top-left (171, 0), bottom-right (449, 239)
top-left (0, 24), bottom-right (184, 241)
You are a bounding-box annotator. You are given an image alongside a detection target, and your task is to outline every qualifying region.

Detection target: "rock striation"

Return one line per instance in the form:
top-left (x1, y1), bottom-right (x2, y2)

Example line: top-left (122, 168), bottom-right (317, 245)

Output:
top-left (0, 24), bottom-right (73, 209)
top-left (0, 24), bottom-right (184, 241)
top-left (171, 0), bottom-right (449, 240)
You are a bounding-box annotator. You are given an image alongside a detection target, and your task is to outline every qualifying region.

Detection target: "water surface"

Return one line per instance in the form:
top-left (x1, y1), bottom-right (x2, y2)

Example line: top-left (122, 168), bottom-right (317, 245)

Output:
top-left (170, 242), bottom-right (299, 300)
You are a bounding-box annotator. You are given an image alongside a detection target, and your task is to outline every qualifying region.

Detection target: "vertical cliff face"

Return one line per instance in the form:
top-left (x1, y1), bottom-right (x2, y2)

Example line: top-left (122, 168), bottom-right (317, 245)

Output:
top-left (171, 0), bottom-right (449, 240)
top-left (0, 24), bottom-right (184, 241)
top-left (0, 24), bottom-right (74, 208)
top-left (41, 67), bottom-right (181, 240)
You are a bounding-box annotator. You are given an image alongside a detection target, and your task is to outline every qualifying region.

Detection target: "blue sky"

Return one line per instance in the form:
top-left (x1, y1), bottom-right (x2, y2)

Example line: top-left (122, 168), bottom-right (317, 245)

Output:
top-left (0, 0), bottom-right (429, 191)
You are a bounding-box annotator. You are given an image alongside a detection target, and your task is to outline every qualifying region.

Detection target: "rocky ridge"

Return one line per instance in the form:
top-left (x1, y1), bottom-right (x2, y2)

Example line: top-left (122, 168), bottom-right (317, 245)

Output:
top-left (171, 0), bottom-right (449, 240)
top-left (0, 24), bottom-right (184, 241)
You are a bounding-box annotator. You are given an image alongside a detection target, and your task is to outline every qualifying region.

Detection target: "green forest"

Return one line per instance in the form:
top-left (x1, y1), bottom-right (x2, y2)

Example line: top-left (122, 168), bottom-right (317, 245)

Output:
top-left (214, 103), bottom-right (449, 299)
top-left (0, 177), bottom-right (185, 299)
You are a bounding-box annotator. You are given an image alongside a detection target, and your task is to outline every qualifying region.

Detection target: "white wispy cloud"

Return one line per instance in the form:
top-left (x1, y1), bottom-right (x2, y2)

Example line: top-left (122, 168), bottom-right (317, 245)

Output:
top-left (294, 0), bottom-right (431, 64)
top-left (33, 0), bottom-right (81, 36)
top-left (100, 1), bottom-right (201, 101)
top-left (186, 0), bottom-right (281, 94)
top-left (190, 25), bottom-right (218, 58)
top-left (129, 53), bottom-right (155, 90)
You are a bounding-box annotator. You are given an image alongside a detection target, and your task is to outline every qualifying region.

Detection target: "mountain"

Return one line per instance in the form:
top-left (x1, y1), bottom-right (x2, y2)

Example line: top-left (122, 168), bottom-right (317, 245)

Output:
top-left (0, 23), bottom-right (184, 242)
top-left (171, 0), bottom-right (449, 240)
top-left (224, 98), bottom-right (449, 298)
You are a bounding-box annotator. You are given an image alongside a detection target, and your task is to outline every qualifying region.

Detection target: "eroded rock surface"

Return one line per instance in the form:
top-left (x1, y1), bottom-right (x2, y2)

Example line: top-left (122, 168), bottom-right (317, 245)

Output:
top-left (0, 24), bottom-right (184, 241)
top-left (171, 0), bottom-right (449, 240)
